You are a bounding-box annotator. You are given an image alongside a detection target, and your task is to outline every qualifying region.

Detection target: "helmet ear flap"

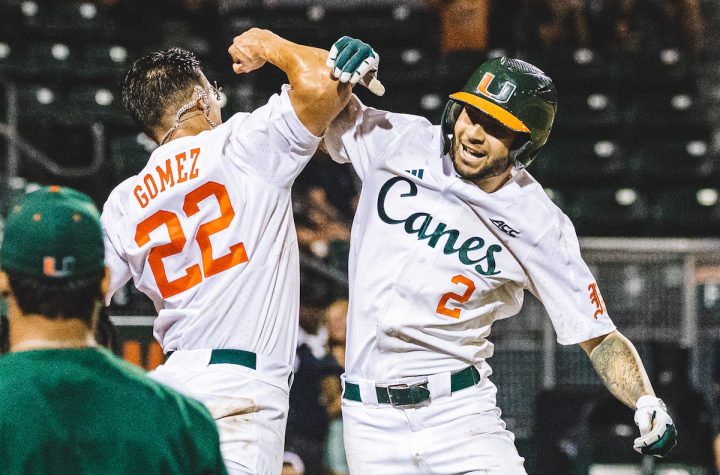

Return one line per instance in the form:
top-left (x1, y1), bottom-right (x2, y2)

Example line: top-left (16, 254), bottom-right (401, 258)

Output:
top-left (441, 100), bottom-right (464, 154)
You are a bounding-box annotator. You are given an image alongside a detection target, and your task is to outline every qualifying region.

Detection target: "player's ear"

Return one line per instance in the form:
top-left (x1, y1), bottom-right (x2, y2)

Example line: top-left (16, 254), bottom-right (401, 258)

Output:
top-left (194, 86), bottom-right (210, 114)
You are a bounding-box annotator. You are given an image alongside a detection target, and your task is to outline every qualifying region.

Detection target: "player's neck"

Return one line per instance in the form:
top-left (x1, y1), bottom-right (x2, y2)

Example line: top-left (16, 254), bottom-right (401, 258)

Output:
top-left (161, 111), bottom-right (214, 144)
top-left (9, 313), bottom-right (97, 352)
top-left (472, 166), bottom-right (513, 193)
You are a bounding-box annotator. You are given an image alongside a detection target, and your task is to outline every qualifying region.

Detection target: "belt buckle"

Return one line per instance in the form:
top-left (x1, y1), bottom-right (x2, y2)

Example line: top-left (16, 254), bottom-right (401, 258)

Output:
top-left (386, 380), bottom-right (431, 408)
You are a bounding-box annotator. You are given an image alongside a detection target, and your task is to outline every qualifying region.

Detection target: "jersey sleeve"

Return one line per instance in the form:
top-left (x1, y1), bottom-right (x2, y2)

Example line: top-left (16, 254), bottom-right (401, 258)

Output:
top-left (224, 85), bottom-right (321, 189)
top-left (524, 211), bottom-right (616, 345)
top-left (323, 94), bottom-right (414, 180)
top-left (100, 190), bottom-right (132, 305)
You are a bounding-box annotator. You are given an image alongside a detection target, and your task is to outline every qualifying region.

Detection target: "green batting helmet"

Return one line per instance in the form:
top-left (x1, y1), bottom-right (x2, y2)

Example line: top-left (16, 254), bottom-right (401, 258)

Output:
top-left (441, 57), bottom-right (557, 168)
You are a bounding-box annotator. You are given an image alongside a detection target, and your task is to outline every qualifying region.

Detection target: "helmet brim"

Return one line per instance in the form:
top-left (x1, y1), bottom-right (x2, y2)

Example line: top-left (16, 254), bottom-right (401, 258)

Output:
top-left (448, 92), bottom-right (530, 134)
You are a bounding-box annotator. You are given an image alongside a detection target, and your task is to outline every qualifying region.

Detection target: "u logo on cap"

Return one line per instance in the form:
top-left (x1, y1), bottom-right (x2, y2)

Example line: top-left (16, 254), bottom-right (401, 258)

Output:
top-left (43, 256), bottom-right (76, 277)
top-left (476, 73), bottom-right (516, 104)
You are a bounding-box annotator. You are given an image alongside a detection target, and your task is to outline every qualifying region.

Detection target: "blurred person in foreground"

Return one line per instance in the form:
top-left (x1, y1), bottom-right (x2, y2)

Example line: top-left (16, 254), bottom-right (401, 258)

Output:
top-left (324, 38), bottom-right (677, 473)
top-left (101, 28), bottom-right (379, 474)
top-left (0, 186), bottom-right (225, 474)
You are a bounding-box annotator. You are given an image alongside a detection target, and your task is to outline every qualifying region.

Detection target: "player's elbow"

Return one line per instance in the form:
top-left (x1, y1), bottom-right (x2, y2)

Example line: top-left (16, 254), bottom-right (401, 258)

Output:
top-left (579, 329), bottom-right (617, 356)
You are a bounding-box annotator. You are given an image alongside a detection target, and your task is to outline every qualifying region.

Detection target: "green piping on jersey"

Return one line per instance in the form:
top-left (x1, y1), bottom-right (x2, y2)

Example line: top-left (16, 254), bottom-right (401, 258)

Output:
top-left (377, 176), bottom-right (502, 276)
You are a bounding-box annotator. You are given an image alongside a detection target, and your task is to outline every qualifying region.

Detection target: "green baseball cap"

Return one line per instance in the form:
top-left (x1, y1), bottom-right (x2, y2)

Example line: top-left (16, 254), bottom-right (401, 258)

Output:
top-left (0, 186), bottom-right (105, 280)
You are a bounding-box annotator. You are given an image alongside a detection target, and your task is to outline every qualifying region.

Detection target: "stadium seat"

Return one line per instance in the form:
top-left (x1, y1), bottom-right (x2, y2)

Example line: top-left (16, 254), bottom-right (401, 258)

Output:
top-left (79, 43), bottom-right (133, 80)
top-left (652, 187), bottom-right (720, 236)
top-left (377, 47), bottom-right (439, 89)
top-left (0, 40), bottom-right (20, 76)
top-left (561, 188), bottom-right (652, 236)
top-left (531, 49), bottom-right (620, 93)
top-left (0, 0), bottom-right (22, 38)
top-left (24, 41), bottom-right (78, 77)
top-left (626, 137), bottom-right (718, 185)
top-left (615, 50), bottom-right (698, 91)
top-left (15, 83), bottom-right (66, 123)
top-left (533, 136), bottom-right (626, 186)
top-left (16, 122), bottom-right (98, 176)
top-left (553, 91), bottom-right (622, 133)
top-left (623, 91), bottom-right (708, 134)
top-left (237, 6), bottom-right (329, 46)
top-left (363, 89), bottom-right (445, 123)
top-left (66, 86), bottom-right (129, 126)
top-left (320, 4), bottom-right (439, 48)
top-left (21, 1), bottom-right (119, 40)
top-left (109, 132), bottom-right (155, 181)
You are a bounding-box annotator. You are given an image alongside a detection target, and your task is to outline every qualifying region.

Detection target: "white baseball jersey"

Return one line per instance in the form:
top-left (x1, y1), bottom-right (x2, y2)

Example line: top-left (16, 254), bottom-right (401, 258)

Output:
top-left (102, 87), bottom-right (320, 370)
top-left (324, 95), bottom-right (616, 382)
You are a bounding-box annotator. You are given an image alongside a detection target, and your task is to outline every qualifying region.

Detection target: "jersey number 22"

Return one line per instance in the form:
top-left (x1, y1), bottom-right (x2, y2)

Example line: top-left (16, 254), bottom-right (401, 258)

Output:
top-left (135, 181), bottom-right (248, 298)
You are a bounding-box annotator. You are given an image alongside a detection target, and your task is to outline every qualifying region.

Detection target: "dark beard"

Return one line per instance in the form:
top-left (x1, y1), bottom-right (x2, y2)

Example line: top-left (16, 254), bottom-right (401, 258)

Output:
top-left (450, 139), bottom-right (512, 182)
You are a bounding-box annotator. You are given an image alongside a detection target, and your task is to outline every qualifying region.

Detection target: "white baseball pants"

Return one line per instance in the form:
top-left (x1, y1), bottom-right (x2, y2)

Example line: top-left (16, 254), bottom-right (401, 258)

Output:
top-left (151, 349), bottom-right (292, 475)
top-left (341, 374), bottom-right (527, 474)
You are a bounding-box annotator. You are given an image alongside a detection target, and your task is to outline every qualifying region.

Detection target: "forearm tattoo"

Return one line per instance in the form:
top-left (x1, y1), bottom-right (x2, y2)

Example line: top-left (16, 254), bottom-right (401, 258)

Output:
top-left (589, 332), bottom-right (654, 409)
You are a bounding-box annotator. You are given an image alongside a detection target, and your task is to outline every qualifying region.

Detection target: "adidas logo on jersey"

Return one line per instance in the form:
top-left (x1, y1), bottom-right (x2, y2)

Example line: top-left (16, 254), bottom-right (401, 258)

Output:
top-left (489, 218), bottom-right (520, 238)
top-left (405, 169), bottom-right (424, 179)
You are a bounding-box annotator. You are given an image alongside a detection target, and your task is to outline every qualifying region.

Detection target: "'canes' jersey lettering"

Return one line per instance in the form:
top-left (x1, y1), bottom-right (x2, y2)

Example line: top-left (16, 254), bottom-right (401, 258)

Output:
top-left (324, 95), bottom-right (615, 381)
top-left (102, 87), bottom-right (320, 370)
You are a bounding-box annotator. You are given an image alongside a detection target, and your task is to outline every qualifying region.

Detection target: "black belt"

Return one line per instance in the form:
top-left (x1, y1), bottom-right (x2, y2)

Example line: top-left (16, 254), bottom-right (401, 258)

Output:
top-left (342, 366), bottom-right (481, 408)
top-left (165, 349), bottom-right (257, 370)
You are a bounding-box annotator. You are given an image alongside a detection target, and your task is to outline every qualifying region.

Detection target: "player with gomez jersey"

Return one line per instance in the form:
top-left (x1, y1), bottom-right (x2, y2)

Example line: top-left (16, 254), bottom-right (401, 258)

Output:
top-left (325, 40), bottom-right (677, 473)
top-left (101, 29), bottom-right (379, 474)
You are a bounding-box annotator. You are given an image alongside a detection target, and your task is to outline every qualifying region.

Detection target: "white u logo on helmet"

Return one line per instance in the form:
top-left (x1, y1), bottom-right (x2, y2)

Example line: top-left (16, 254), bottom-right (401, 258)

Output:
top-left (475, 73), bottom-right (516, 103)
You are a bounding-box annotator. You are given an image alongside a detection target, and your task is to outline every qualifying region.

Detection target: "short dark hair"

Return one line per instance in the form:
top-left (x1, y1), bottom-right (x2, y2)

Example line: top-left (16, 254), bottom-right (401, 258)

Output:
top-left (95, 306), bottom-right (121, 355)
top-left (121, 48), bottom-right (205, 136)
top-left (0, 315), bottom-right (8, 355)
top-left (6, 272), bottom-right (104, 325)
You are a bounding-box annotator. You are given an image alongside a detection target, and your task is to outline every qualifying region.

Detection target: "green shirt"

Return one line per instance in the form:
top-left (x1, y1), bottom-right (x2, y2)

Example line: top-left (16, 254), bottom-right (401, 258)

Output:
top-left (0, 348), bottom-right (227, 475)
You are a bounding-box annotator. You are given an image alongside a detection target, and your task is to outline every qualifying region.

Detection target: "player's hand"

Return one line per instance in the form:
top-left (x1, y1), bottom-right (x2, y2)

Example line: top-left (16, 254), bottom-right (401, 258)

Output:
top-left (326, 36), bottom-right (383, 94)
top-left (228, 28), bottom-right (272, 74)
top-left (633, 395), bottom-right (678, 457)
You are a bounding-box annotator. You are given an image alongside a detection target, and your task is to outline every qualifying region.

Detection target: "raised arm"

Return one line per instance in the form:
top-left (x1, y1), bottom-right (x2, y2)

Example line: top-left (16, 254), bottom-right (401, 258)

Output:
top-left (228, 29), bottom-right (377, 136)
top-left (580, 330), bottom-right (677, 457)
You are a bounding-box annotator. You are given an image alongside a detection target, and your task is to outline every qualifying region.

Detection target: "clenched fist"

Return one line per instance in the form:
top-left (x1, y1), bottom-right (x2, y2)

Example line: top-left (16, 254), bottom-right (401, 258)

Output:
top-left (228, 28), bottom-right (274, 74)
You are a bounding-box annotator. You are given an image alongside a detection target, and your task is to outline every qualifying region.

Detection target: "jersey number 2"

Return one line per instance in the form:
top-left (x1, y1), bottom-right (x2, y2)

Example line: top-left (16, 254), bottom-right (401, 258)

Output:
top-left (436, 275), bottom-right (476, 319)
top-left (134, 181), bottom-right (248, 299)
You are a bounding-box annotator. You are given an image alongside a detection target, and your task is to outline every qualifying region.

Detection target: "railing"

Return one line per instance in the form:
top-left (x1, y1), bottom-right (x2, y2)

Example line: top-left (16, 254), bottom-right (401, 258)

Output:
top-left (1, 82), bottom-right (106, 180)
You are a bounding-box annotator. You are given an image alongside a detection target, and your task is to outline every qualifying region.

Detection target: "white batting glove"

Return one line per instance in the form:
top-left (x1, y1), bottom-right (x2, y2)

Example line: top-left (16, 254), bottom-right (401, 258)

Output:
top-left (326, 36), bottom-right (384, 95)
top-left (633, 395), bottom-right (678, 457)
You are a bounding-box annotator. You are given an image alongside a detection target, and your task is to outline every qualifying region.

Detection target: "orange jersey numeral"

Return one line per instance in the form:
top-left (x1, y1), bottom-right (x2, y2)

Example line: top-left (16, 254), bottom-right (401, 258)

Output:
top-left (436, 274), bottom-right (476, 319)
top-left (134, 181), bottom-right (247, 299)
top-left (184, 182), bottom-right (248, 278)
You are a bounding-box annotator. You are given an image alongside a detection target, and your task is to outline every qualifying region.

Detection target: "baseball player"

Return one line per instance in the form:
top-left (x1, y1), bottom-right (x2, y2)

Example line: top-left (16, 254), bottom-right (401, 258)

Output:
top-left (325, 39), bottom-right (677, 474)
top-left (100, 29), bottom-right (379, 474)
top-left (0, 186), bottom-right (226, 474)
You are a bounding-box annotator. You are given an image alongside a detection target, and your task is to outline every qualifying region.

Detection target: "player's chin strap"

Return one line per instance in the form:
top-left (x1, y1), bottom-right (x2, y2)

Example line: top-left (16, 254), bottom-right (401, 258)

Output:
top-left (508, 140), bottom-right (531, 170)
top-left (159, 86), bottom-right (218, 146)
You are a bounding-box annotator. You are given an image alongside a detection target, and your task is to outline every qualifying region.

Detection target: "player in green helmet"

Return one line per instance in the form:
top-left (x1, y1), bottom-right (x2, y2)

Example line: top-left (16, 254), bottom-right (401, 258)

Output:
top-left (323, 42), bottom-right (677, 473)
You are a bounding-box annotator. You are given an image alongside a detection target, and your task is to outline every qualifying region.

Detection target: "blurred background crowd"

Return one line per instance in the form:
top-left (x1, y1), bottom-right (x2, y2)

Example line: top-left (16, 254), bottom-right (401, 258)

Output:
top-left (1, 0), bottom-right (720, 474)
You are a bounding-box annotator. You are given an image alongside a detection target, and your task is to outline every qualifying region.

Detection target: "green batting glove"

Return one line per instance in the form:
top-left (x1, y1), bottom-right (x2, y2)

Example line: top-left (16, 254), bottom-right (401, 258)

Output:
top-left (326, 36), bottom-right (380, 86)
